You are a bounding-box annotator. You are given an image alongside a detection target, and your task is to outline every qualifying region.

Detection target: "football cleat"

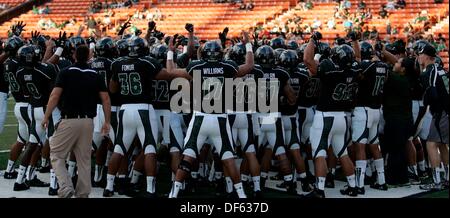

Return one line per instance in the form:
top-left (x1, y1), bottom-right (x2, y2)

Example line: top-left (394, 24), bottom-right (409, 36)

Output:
top-left (299, 177), bottom-right (313, 192)
top-left (13, 182), bottom-right (30, 191)
top-left (325, 172), bottom-right (335, 188)
top-left (252, 190), bottom-right (263, 199)
top-left (419, 183), bottom-right (443, 191)
top-left (103, 189), bottom-right (114, 197)
top-left (48, 187), bottom-right (58, 196)
top-left (28, 178), bottom-right (50, 187)
top-left (340, 186), bottom-right (358, 197)
top-left (39, 166), bottom-right (51, 173)
top-left (138, 192), bottom-right (157, 198)
top-left (370, 183), bottom-right (389, 191)
top-left (357, 187), bottom-right (365, 195)
top-left (3, 171), bottom-right (18, 179)
top-left (302, 189), bottom-right (325, 198)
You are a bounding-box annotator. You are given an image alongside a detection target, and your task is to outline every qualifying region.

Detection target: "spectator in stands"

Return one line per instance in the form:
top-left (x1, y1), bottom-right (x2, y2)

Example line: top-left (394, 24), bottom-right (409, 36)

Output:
top-left (414, 10), bottom-right (428, 23)
top-left (365, 8), bottom-right (373, 20)
top-left (362, 26), bottom-right (371, 39)
top-left (343, 18), bottom-right (353, 31)
top-left (386, 20), bottom-right (392, 35)
top-left (392, 25), bottom-right (399, 35)
top-left (327, 18), bottom-right (336, 30)
top-left (154, 7), bottom-right (162, 21)
top-left (379, 5), bottom-right (389, 19)
top-left (239, 2), bottom-right (246, 10)
top-left (370, 26), bottom-right (379, 39)
top-left (124, 0), bottom-right (132, 7)
top-left (246, 0), bottom-right (254, 10)
top-left (86, 16), bottom-right (97, 36)
top-left (311, 17), bottom-right (322, 30)
top-left (342, 0), bottom-right (351, 9)
top-left (68, 16), bottom-right (77, 26)
top-left (396, 0), bottom-right (406, 9)
top-left (436, 38), bottom-right (448, 52)
top-left (334, 7), bottom-right (341, 19)
top-left (305, 0), bottom-right (313, 10)
top-left (385, 0), bottom-right (396, 10)
top-left (145, 9), bottom-right (153, 21)
top-left (358, 0), bottom-right (366, 10)
top-left (0, 3), bottom-right (8, 10)
top-left (434, 0), bottom-right (443, 3)
top-left (437, 33), bottom-right (446, 42)
top-left (426, 34), bottom-right (438, 47)
top-left (37, 17), bottom-right (47, 30)
top-left (41, 6), bottom-right (51, 14)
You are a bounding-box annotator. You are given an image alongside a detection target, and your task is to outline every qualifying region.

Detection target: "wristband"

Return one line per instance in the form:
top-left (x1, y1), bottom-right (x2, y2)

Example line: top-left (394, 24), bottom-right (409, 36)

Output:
top-left (167, 51), bottom-right (174, 60)
top-left (314, 54), bottom-right (322, 62)
top-left (183, 46), bottom-right (188, 53)
top-left (55, 47), bottom-right (63, 56)
top-left (245, 43), bottom-right (253, 53)
top-left (89, 42), bottom-right (95, 50)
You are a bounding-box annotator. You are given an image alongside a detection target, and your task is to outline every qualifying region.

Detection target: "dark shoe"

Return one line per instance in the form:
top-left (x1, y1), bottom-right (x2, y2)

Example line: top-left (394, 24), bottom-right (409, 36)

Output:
top-left (124, 183), bottom-right (142, 197)
top-left (418, 170), bottom-right (428, 180)
top-left (301, 189), bottom-right (325, 198)
top-left (13, 182), bottom-right (30, 191)
top-left (443, 181), bottom-right (449, 189)
top-left (103, 189), bottom-right (114, 197)
top-left (39, 166), bottom-right (51, 173)
top-left (276, 180), bottom-right (297, 194)
top-left (364, 175), bottom-right (375, 186)
top-left (270, 173), bottom-right (283, 180)
top-left (325, 173), bottom-right (335, 188)
top-left (138, 191), bottom-right (157, 198)
top-left (340, 186), bottom-right (358, 197)
top-left (215, 179), bottom-right (225, 197)
top-left (71, 176), bottom-right (78, 189)
top-left (370, 183), bottom-right (388, 191)
top-left (419, 183), bottom-right (443, 191)
top-left (3, 171), bottom-right (18, 179)
top-left (252, 190), bottom-right (263, 199)
top-left (48, 187), bottom-right (58, 196)
top-left (92, 180), bottom-right (106, 188)
top-left (28, 178), bottom-right (50, 187)
top-left (299, 177), bottom-right (313, 192)
top-left (357, 187), bottom-right (365, 195)
top-left (117, 178), bottom-right (129, 195)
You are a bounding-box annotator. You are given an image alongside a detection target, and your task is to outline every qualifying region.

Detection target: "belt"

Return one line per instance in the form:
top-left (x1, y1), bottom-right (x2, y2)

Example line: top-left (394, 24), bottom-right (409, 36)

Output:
top-left (62, 114), bottom-right (92, 119)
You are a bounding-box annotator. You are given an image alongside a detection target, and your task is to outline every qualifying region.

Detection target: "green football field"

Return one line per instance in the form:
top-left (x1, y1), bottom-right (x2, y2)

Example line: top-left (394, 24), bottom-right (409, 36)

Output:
top-left (0, 98), bottom-right (447, 198)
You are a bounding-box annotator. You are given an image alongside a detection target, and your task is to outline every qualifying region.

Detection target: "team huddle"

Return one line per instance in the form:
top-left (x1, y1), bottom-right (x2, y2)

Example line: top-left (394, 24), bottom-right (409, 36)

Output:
top-left (0, 21), bottom-right (448, 198)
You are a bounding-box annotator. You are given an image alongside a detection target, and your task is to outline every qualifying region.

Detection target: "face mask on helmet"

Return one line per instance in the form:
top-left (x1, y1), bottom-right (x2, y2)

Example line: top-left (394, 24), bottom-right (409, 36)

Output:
top-left (331, 44), bottom-right (355, 69)
top-left (201, 41), bottom-right (223, 62)
top-left (115, 39), bottom-right (129, 57)
top-left (95, 37), bottom-right (116, 58)
top-left (412, 40), bottom-right (431, 57)
top-left (4, 36), bottom-right (25, 58)
top-left (317, 42), bottom-right (331, 60)
top-left (17, 45), bottom-right (40, 67)
top-left (360, 41), bottom-right (374, 60)
top-left (274, 48), bottom-right (286, 66)
top-left (151, 44), bottom-right (170, 67)
top-left (270, 37), bottom-right (286, 49)
top-left (286, 40), bottom-right (299, 50)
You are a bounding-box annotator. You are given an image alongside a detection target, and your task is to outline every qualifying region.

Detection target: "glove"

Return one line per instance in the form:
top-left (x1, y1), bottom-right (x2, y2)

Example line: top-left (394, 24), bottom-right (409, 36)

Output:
top-left (55, 31), bottom-right (67, 48)
top-left (347, 31), bottom-right (360, 41)
top-left (185, 23), bottom-right (194, 33)
top-left (148, 21), bottom-right (156, 32)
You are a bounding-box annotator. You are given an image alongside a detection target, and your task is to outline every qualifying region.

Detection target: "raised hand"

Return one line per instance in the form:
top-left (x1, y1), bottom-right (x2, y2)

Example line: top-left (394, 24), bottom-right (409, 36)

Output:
top-left (185, 23), bottom-right (194, 33)
top-left (168, 35), bottom-right (176, 51)
top-left (31, 31), bottom-right (40, 43)
top-left (118, 21), bottom-right (131, 36)
top-left (12, 21), bottom-right (26, 36)
top-left (148, 21), bottom-right (156, 32)
top-left (55, 31), bottom-right (67, 48)
top-left (241, 30), bottom-right (250, 45)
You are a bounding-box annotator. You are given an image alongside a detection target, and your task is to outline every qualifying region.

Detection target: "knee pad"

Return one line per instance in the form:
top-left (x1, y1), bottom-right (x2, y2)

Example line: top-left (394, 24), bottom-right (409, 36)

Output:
top-left (178, 160), bottom-right (192, 174)
top-left (144, 145), bottom-right (156, 155)
top-left (113, 145), bottom-right (125, 156)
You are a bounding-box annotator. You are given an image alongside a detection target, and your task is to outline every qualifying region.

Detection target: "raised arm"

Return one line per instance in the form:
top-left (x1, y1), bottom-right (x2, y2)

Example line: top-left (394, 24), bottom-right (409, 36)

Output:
top-left (236, 30), bottom-right (255, 77)
top-left (163, 35), bottom-right (192, 80)
top-left (304, 35), bottom-right (320, 76)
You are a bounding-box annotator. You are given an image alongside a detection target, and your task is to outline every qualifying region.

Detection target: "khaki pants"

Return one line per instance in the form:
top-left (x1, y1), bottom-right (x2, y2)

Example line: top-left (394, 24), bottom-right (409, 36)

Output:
top-left (50, 118), bottom-right (94, 198)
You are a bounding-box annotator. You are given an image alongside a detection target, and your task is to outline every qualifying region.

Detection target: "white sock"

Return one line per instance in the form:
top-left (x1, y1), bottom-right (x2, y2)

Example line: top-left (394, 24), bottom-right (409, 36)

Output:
top-left (6, 160), bottom-right (15, 173)
top-left (130, 170), bottom-right (142, 184)
top-left (41, 158), bottom-right (48, 168)
top-left (68, 161), bottom-right (76, 178)
top-left (169, 181), bottom-right (182, 198)
top-left (50, 169), bottom-right (57, 189)
top-left (118, 174), bottom-right (126, 179)
top-left (356, 160), bottom-right (367, 188)
top-left (432, 168), bottom-right (441, 185)
top-left (346, 174), bottom-right (356, 188)
top-left (94, 165), bottom-right (104, 182)
top-left (105, 151), bottom-right (112, 167)
top-left (418, 160), bottom-right (426, 172)
top-left (15, 165), bottom-right (27, 184)
top-left (283, 174), bottom-right (293, 182)
top-left (317, 177), bottom-right (326, 190)
top-left (233, 183), bottom-right (247, 198)
top-left (199, 163), bottom-right (205, 178)
top-left (297, 172), bottom-right (307, 179)
top-left (146, 176), bottom-right (156, 193)
top-left (241, 174), bottom-right (250, 181)
top-left (308, 160), bottom-right (315, 176)
top-left (374, 158), bottom-right (385, 185)
top-left (366, 159), bottom-right (373, 177)
top-left (225, 177), bottom-right (233, 193)
top-left (252, 176), bottom-right (261, 191)
top-left (171, 172), bottom-right (176, 182)
top-left (25, 165), bottom-right (36, 181)
top-left (106, 174), bottom-right (115, 191)
top-left (214, 172), bottom-right (223, 180)
top-left (330, 168), bottom-right (336, 175)
top-left (260, 172), bottom-right (268, 179)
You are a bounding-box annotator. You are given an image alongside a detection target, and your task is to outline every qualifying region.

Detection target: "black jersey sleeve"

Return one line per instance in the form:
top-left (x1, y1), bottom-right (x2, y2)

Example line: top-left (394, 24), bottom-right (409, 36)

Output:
top-left (222, 60), bottom-right (239, 77)
top-left (186, 60), bottom-right (204, 76)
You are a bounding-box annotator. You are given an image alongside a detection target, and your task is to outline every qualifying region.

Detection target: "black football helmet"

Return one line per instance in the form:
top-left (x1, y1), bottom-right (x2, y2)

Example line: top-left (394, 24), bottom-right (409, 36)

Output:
top-left (128, 36), bottom-right (148, 57)
top-left (31, 35), bottom-right (47, 55)
top-left (17, 45), bottom-right (40, 67)
top-left (435, 56), bottom-right (444, 68)
top-left (274, 48), bottom-right (286, 66)
top-left (201, 41), bottom-right (223, 62)
top-left (116, 39), bottom-right (129, 57)
top-left (330, 44), bottom-right (355, 69)
top-left (286, 40), bottom-right (299, 50)
top-left (270, 37), bottom-right (285, 49)
top-left (360, 41), bottom-right (374, 60)
top-left (4, 36), bottom-right (25, 57)
top-left (228, 43), bottom-right (246, 65)
top-left (280, 50), bottom-right (299, 70)
top-left (95, 37), bottom-right (116, 58)
top-left (384, 43), bottom-right (398, 55)
top-left (317, 42), bottom-right (331, 59)
top-left (412, 40), bottom-right (431, 56)
top-left (255, 45), bottom-right (275, 68)
top-left (151, 44), bottom-right (170, 66)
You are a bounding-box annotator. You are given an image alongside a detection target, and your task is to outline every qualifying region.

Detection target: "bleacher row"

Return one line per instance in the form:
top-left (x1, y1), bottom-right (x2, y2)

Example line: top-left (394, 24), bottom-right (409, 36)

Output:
top-left (0, 0), bottom-right (448, 68)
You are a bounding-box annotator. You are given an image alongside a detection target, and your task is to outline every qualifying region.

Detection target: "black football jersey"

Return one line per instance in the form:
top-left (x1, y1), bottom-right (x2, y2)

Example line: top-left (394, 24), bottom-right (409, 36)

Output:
top-left (356, 60), bottom-right (389, 109)
top-left (280, 67), bottom-right (309, 115)
top-left (258, 67), bottom-right (290, 113)
top-left (16, 63), bottom-right (58, 107)
top-left (407, 57), bottom-right (425, 101)
top-left (316, 59), bottom-right (361, 112)
top-left (57, 57), bottom-right (73, 71)
top-left (297, 63), bottom-right (320, 108)
top-left (111, 57), bottom-right (162, 105)
top-left (3, 58), bottom-right (28, 103)
top-left (232, 64), bottom-right (265, 112)
top-left (0, 64), bottom-right (8, 93)
top-left (91, 57), bottom-right (118, 106)
top-left (187, 59), bottom-right (239, 114)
